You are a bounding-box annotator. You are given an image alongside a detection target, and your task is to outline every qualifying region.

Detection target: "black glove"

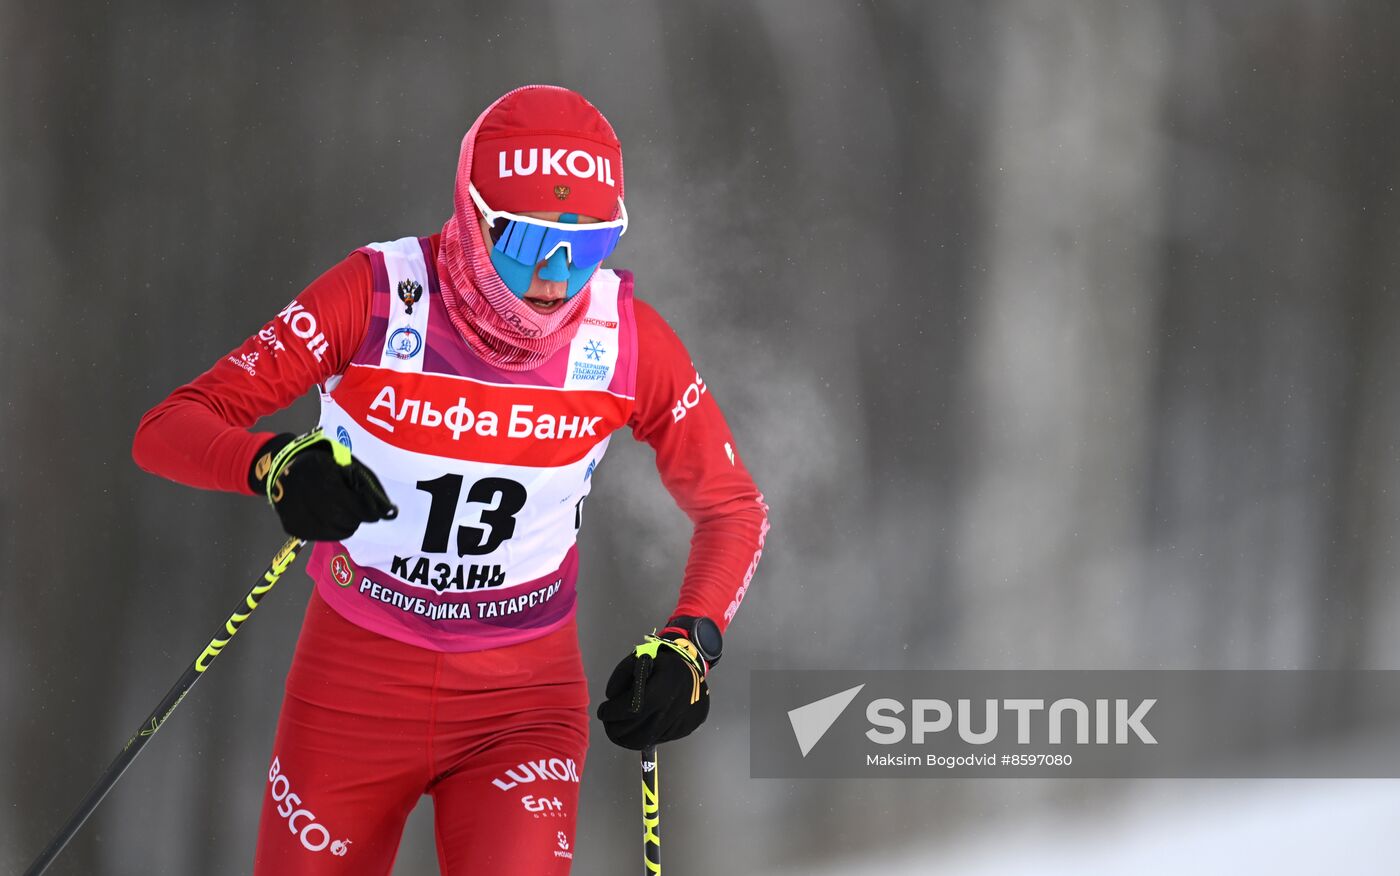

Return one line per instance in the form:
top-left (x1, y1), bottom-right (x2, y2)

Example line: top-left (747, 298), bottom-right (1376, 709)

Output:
top-left (596, 618), bottom-right (721, 750)
top-left (248, 429), bottom-right (397, 541)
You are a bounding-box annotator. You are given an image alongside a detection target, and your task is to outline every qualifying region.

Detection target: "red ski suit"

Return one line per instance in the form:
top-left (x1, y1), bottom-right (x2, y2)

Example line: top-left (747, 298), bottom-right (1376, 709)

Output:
top-left (132, 236), bottom-right (768, 874)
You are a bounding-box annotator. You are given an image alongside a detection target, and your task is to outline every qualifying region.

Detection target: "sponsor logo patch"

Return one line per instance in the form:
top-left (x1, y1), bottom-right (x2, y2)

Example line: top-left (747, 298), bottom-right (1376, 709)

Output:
top-left (227, 351), bottom-right (259, 376)
top-left (337, 369), bottom-right (630, 468)
top-left (671, 370), bottom-right (708, 422)
top-left (492, 757), bottom-right (582, 791)
top-left (267, 756), bottom-right (350, 855)
top-left (554, 831), bottom-right (573, 860)
top-left (277, 300), bottom-right (330, 361)
top-left (257, 325), bottom-right (287, 357)
top-left (496, 148), bottom-right (616, 186)
top-left (522, 794), bottom-right (568, 818)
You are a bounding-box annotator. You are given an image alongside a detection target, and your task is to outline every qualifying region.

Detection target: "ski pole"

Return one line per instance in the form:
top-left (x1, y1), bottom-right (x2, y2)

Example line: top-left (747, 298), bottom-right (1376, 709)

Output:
top-left (641, 744), bottom-right (660, 875)
top-left (23, 536), bottom-right (306, 876)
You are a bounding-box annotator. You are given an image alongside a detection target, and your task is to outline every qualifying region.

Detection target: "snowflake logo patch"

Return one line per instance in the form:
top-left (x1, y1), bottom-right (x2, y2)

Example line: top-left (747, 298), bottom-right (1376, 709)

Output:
top-left (584, 340), bottom-right (606, 361)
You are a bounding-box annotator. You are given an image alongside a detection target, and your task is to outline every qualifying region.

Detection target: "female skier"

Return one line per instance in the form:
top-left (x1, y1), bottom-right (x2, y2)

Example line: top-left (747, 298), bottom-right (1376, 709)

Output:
top-left (133, 84), bottom-right (768, 874)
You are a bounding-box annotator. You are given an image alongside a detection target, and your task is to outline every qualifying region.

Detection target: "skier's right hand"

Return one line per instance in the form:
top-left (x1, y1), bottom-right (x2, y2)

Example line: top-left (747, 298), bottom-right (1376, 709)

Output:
top-left (248, 429), bottom-right (398, 541)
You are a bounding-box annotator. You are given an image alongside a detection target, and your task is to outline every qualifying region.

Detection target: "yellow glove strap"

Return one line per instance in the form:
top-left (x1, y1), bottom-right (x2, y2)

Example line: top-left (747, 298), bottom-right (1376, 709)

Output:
top-left (633, 632), bottom-right (706, 705)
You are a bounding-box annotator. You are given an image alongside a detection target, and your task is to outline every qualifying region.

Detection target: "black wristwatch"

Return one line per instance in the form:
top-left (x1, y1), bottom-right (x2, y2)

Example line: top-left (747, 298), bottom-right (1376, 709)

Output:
top-left (666, 615), bottom-right (723, 667)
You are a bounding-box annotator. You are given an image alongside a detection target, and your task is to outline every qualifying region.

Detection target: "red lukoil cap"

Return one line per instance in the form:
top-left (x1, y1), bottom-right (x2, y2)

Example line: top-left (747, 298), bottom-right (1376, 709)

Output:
top-left (470, 88), bottom-right (623, 221)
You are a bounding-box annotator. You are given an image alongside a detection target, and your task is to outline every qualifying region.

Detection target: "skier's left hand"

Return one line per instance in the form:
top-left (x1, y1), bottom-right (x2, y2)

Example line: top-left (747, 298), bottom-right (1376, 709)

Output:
top-left (596, 621), bottom-right (718, 750)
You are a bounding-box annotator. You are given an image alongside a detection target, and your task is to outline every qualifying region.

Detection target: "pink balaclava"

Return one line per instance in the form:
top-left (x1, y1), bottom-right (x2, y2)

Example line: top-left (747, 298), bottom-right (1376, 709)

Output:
top-left (437, 85), bottom-right (625, 371)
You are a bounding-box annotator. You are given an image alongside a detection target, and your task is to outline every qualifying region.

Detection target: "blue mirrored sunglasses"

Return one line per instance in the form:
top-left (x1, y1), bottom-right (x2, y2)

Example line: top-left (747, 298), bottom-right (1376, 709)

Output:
top-left (469, 183), bottom-right (627, 268)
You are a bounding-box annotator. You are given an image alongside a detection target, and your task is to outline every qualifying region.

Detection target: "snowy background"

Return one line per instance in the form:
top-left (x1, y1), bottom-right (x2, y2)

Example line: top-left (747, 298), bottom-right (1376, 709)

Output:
top-left (5, 1), bottom-right (1400, 873)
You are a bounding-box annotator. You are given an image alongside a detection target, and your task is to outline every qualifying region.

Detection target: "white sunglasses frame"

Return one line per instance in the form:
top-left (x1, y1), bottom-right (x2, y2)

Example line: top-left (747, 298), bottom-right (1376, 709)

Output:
top-left (468, 183), bottom-right (628, 236)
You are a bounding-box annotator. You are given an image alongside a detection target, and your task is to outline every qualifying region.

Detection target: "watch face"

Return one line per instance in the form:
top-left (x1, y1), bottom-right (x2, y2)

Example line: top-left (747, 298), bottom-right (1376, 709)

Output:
top-left (693, 617), bottom-right (723, 660)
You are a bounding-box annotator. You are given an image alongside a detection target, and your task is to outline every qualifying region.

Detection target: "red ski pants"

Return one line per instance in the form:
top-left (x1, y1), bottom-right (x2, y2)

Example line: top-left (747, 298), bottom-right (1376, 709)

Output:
top-left (253, 589), bottom-right (590, 875)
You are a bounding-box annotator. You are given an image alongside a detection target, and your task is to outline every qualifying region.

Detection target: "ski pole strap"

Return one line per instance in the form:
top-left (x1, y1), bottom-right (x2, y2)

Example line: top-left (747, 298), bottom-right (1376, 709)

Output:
top-left (265, 428), bottom-right (351, 504)
top-left (641, 745), bottom-right (660, 875)
top-left (633, 633), bottom-right (706, 705)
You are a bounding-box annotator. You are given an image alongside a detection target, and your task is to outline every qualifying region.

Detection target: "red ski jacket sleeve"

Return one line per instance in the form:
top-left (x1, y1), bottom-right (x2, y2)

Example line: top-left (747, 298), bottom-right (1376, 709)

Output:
top-left (626, 299), bottom-right (770, 631)
top-left (132, 253), bottom-right (372, 495)
top-left (132, 249), bottom-right (768, 631)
